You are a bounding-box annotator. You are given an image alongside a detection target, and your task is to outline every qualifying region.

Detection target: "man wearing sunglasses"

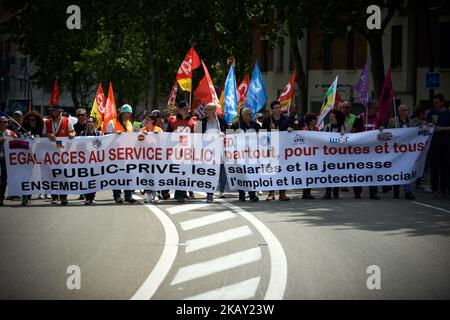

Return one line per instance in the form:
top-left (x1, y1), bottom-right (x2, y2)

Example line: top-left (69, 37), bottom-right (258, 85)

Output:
top-left (73, 108), bottom-right (88, 136)
top-left (0, 116), bottom-right (17, 206)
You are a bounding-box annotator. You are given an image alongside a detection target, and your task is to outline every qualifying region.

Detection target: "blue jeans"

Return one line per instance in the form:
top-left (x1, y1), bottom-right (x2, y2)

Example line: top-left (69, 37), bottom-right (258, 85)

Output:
top-left (113, 190), bottom-right (132, 200)
top-left (218, 164), bottom-right (227, 193)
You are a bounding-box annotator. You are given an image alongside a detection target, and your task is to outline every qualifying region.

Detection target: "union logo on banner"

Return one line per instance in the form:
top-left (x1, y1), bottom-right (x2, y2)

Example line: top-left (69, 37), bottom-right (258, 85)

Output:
top-left (179, 134), bottom-right (188, 146)
top-left (55, 140), bottom-right (65, 149)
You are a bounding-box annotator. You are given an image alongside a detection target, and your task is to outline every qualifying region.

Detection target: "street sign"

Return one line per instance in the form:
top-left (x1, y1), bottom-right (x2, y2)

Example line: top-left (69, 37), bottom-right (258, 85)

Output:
top-left (426, 72), bottom-right (440, 89)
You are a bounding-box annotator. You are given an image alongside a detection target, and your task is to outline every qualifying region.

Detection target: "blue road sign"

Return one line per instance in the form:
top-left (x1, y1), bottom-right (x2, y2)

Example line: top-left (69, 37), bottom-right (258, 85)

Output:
top-left (426, 72), bottom-right (440, 89)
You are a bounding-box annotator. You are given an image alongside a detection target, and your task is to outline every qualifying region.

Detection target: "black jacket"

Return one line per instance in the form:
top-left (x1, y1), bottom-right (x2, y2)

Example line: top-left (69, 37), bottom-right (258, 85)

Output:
top-left (201, 117), bottom-right (227, 134)
top-left (261, 114), bottom-right (290, 131)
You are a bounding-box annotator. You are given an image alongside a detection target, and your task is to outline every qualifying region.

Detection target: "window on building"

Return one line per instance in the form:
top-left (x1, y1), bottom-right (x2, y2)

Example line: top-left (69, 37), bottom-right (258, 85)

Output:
top-left (260, 39), bottom-right (269, 72)
top-left (440, 21), bottom-right (450, 68)
top-left (276, 39), bottom-right (284, 72)
top-left (4, 59), bottom-right (10, 73)
top-left (391, 25), bottom-right (403, 68)
top-left (19, 79), bottom-right (26, 93)
top-left (323, 41), bottom-right (332, 70)
top-left (20, 57), bottom-right (27, 74)
top-left (4, 39), bottom-right (11, 56)
top-left (347, 30), bottom-right (355, 69)
top-left (3, 78), bottom-right (9, 91)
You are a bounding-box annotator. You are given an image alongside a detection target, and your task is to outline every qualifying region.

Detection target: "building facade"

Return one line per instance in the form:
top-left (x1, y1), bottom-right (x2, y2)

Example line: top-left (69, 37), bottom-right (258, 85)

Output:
top-left (252, 5), bottom-right (450, 115)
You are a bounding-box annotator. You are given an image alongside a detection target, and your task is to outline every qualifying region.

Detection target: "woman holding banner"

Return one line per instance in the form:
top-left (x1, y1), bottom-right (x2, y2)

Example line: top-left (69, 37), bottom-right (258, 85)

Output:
top-left (301, 112), bottom-right (319, 200)
top-left (141, 110), bottom-right (163, 204)
top-left (321, 109), bottom-right (347, 200)
top-left (80, 116), bottom-right (102, 205)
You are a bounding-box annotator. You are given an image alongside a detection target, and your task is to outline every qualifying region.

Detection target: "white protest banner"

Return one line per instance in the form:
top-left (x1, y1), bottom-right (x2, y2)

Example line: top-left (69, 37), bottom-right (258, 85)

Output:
top-left (224, 127), bottom-right (433, 191)
top-left (5, 132), bottom-right (221, 196)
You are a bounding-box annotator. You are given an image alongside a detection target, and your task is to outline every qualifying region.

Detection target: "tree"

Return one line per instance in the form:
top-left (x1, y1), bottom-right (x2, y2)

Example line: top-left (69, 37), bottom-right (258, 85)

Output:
top-left (317, 0), bottom-right (403, 98)
top-left (3, 0), bottom-right (99, 107)
top-left (2, 0), bottom-right (260, 109)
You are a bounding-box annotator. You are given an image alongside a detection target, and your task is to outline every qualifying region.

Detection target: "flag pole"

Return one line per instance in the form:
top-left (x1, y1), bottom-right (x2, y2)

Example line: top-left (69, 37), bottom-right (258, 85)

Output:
top-left (189, 88), bottom-right (192, 113)
top-left (392, 96), bottom-right (398, 128)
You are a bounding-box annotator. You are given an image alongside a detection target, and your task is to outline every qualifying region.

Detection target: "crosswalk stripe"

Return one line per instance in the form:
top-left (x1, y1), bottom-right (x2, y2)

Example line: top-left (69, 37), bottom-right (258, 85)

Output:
top-left (171, 247), bottom-right (261, 285)
top-left (184, 277), bottom-right (261, 300)
top-left (167, 203), bottom-right (211, 215)
top-left (179, 211), bottom-right (235, 231)
top-left (185, 226), bottom-right (253, 253)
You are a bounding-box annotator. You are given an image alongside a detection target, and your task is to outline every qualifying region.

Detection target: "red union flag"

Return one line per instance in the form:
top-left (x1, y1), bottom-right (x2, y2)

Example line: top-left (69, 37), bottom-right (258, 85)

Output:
top-left (48, 79), bottom-right (60, 106)
top-left (176, 47), bottom-right (201, 92)
top-left (378, 66), bottom-right (395, 123)
top-left (278, 69), bottom-right (296, 111)
top-left (237, 74), bottom-right (250, 106)
top-left (101, 82), bottom-right (117, 133)
top-left (194, 61), bottom-right (222, 117)
top-left (90, 83), bottom-right (106, 129)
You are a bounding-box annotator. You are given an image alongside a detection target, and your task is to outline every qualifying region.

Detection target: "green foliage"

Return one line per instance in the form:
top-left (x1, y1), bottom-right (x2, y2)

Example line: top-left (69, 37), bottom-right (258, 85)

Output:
top-left (2, 0), bottom-right (256, 107)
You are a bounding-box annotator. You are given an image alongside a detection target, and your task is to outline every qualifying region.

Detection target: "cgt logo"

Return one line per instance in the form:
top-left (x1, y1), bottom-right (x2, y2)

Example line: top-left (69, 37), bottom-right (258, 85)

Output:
top-left (377, 132), bottom-right (394, 141)
top-left (92, 139), bottom-right (102, 149)
top-left (329, 136), bottom-right (350, 144)
top-left (293, 134), bottom-right (305, 145)
top-left (179, 134), bottom-right (188, 146)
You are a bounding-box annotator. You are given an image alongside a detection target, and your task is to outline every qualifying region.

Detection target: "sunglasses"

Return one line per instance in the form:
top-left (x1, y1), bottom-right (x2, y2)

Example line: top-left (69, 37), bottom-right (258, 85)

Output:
top-left (77, 114), bottom-right (86, 117)
top-left (29, 118), bottom-right (36, 121)
top-left (0, 121), bottom-right (8, 124)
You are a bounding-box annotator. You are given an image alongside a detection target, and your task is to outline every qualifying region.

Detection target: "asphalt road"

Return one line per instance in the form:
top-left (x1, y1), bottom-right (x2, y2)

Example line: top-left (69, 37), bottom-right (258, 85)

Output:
top-left (0, 187), bottom-right (449, 300)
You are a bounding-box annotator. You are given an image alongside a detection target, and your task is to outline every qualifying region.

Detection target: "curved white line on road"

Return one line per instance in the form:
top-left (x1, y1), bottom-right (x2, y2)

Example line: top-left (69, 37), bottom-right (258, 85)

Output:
top-left (218, 200), bottom-right (287, 300)
top-left (131, 202), bottom-right (179, 300)
top-left (413, 201), bottom-right (450, 213)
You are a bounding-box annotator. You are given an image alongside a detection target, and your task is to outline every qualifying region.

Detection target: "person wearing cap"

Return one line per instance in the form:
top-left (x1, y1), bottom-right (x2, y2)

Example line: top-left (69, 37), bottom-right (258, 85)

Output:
top-left (43, 104), bottom-right (75, 205)
top-left (166, 101), bottom-right (197, 134)
top-left (106, 104), bottom-right (135, 135)
top-left (7, 110), bottom-right (26, 136)
top-left (106, 104), bottom-right (136, 204)
top-left (166, 101), bottom-right (198, 202)
top-left (0, 116), bottom-right (17, 206)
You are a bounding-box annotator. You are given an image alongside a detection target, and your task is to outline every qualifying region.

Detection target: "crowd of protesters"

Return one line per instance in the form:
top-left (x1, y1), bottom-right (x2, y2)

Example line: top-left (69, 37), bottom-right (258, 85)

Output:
top-left (0, 93), bottom-right (449, 207)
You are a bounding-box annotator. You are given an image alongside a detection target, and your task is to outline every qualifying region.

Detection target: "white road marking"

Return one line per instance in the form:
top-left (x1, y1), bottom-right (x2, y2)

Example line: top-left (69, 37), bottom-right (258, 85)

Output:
top-left (171, 247), bottom-right (261, 285)
top-left (185, 226), bottom-right (253, 253)
top-left (184, 277), bottom-right (261, 300)
top-left (413, 201), bottom-right (450, 213)
top-left (131, 198), bottom-right (179, 300)
top-left (218, 200), bottom-right (287, 300)
top-left (179, 210), bottom-right (236, 231)
top-left (167, 203), bottom-right (211, 215)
